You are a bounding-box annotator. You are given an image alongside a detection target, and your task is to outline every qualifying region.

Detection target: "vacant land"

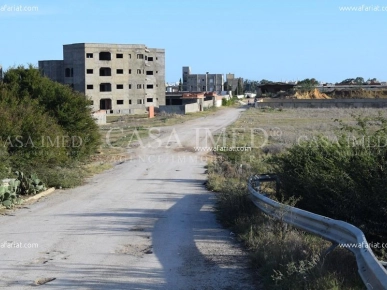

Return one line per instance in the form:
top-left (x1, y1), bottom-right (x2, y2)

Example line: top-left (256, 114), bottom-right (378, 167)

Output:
top-left (208, 106), bottom-right (387, 289)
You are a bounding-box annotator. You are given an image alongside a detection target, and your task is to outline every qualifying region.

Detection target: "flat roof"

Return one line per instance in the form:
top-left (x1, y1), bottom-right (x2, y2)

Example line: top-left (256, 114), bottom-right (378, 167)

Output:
top-left (63, 43), bottom-right (164, 51)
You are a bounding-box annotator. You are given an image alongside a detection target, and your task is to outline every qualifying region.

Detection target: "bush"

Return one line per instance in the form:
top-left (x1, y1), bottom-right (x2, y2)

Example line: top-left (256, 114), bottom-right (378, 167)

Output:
top-left (0, 65), bottom-right (101, 187)
top-left (222, 97), bottom-right (238, 106)
top-left (273, 114), bottom-right (387, 246)
top-left (2, 65), bottom-right (100, 160)
top-left (0, 88), bottom-right (68, 170)
top-left (206, 108), bottom-right (367, 289)
top-left (208, 160), bottom-right (363, 289)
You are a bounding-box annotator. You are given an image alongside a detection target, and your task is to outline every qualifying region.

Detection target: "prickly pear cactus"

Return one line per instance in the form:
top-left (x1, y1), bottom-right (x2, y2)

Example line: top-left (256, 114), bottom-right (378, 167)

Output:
top-left (0, 171), bottom-right (47, 208)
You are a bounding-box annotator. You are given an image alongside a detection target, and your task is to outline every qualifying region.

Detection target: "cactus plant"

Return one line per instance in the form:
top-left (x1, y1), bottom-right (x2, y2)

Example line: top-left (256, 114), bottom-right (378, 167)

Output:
top-left (0, 185), bottom-right (7, 201)
top-left (2, 199), bottom-right (12, 208)
top-left (0, 171), bottom-right (46, 208)
top-left (15, 171), bottom-right (46, 196)
top-left (0, 184), bottom-right (18, 208)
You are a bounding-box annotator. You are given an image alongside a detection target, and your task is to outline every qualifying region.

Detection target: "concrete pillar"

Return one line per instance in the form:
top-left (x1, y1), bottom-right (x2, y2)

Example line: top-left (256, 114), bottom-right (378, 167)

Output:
top-left (148, 106), bottom-right (154, 118)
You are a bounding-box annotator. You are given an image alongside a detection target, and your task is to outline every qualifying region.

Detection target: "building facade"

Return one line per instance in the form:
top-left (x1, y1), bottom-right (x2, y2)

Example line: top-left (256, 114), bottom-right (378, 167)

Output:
top-left (182, 66), bottom-right (223, 93)
top-left (226, 73), bottom-right (243, 93)
top-left (39, 43), bottom-right (165, 114)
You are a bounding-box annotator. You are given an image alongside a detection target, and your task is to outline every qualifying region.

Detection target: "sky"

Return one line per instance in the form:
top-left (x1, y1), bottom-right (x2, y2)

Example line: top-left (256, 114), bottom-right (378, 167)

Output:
top-left (0, 0), bottom-right (386, 83)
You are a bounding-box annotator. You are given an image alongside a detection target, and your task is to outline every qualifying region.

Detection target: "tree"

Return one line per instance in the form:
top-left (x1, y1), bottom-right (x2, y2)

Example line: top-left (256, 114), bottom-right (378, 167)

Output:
top-left (178, 78), bottom-right (182, 91)
top-left (354, 77), bottom-right (365, 85)
top-left (297, 78), bottom-right (319, 92)
top-left (337, 77), bottom-right (365, 85)
top-left (259, 79), bottom-right (273, 85)
top-left (234, 78), bottom-right (244, 96)
top-left (243, 79), bottom-right (259, 93)
top-left (336, 78), bottom-right (353, 85)
top-left (367, 78), bottom-right (380, 84)
top-left (297, 78), bottom-right (319, 86)
top-left (224, 81), bottom-right (232, 91)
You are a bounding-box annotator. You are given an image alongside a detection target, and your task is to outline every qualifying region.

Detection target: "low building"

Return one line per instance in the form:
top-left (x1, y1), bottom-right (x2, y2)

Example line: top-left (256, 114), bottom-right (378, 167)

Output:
top-left (161, 91), bottom-right (218, 114)
top-left (257, 82), bottom-right (296, 96)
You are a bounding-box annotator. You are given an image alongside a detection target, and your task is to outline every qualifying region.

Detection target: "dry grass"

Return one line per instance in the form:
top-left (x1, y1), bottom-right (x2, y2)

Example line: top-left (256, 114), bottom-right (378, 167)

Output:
top-left (237, 107), bottom-right (387, 149)
top-left (208, 107), bottom-right (387, 289)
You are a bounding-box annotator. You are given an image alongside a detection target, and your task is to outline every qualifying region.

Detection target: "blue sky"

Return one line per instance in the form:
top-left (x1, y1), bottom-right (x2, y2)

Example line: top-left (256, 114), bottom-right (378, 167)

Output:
top-left (0, 0), bottom-right (386, 83)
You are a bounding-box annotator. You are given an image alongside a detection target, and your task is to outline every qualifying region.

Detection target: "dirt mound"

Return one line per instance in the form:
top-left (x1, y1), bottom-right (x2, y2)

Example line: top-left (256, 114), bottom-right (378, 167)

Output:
top-left (294, 88), bottom-right (331, 99)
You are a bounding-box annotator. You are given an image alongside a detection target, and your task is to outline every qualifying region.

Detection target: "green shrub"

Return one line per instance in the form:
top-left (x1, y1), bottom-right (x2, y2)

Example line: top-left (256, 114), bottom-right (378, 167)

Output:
top-left (35, 165), bottom-right (86, 189)
top-left (208, 160), bottom-right (363, 289)
top-left (0, 65), bottom-right (102, 188)
top-left (273, 114), bottom-right (387, 247)
top-left (2, 65), bottom-right (100, 161)
top-left (0, 88), bottom-right (68, 170)
top-left (222, 97), bottom-right (238, 106)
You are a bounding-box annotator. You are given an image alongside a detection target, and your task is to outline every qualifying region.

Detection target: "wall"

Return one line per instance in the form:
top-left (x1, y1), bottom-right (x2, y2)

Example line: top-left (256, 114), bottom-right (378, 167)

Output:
top-left (203, 100), bottom-right (213, 109)
top-left (215, 99), bottom-right (222, 107)
top-left (159, 99), bottom-right (214, 115)
top-left (98, 108), bottom-right (147, 115)
top-left (255, 98), bottom-right (387, 109)
top-left (182, 66), bottom-right (191, 91)
top-left (63, 44), bottom-right (86, 94)
top-left (158, 105), bottom-right (185, 114)
top-left (92, 111), bottom-right (107, 125)
top-left (38, 60), bottom-right (64, 83)
top-left (185, 103), bottom-right (200, 113)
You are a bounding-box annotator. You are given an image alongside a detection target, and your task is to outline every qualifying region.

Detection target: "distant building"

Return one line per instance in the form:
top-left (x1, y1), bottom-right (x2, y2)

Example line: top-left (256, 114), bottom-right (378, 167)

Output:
top-left (182, 66), bottom-right (223, 93)
top-left (226, 73), bottom-right (243, 93)
top-left (39, 43), bottom-right (165, 114)
top-left (166, 82), bottom-right (179, 92)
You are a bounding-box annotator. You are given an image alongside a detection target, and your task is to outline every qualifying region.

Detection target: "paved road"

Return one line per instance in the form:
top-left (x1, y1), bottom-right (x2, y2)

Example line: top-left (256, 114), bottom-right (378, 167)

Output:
top-left (0, 107), bottom-right (258, 289)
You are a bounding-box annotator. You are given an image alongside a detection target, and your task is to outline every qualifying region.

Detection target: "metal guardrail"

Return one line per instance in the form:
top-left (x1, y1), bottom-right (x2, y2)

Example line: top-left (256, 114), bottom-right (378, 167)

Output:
top-left (248, 174), bottom-right (387, 290)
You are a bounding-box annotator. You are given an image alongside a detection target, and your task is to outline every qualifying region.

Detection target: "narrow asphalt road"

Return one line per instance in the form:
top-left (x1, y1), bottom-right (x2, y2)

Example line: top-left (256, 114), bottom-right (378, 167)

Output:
top-left (0, 107), bottom-right (259, 289)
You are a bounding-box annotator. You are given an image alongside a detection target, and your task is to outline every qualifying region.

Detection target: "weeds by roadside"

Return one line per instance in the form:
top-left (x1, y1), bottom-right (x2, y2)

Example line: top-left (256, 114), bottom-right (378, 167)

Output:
top-left (207, 107), bottom-right (384, 289)
top-left (209, 160), bottom-right (363, 289)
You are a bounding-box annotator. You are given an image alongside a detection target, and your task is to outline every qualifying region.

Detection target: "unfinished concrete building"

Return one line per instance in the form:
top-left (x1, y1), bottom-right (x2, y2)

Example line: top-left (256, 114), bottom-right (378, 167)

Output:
top-left (182, 66), bottom-right (223, 93)
top-left (39, 43), bottom-right (165, 114)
